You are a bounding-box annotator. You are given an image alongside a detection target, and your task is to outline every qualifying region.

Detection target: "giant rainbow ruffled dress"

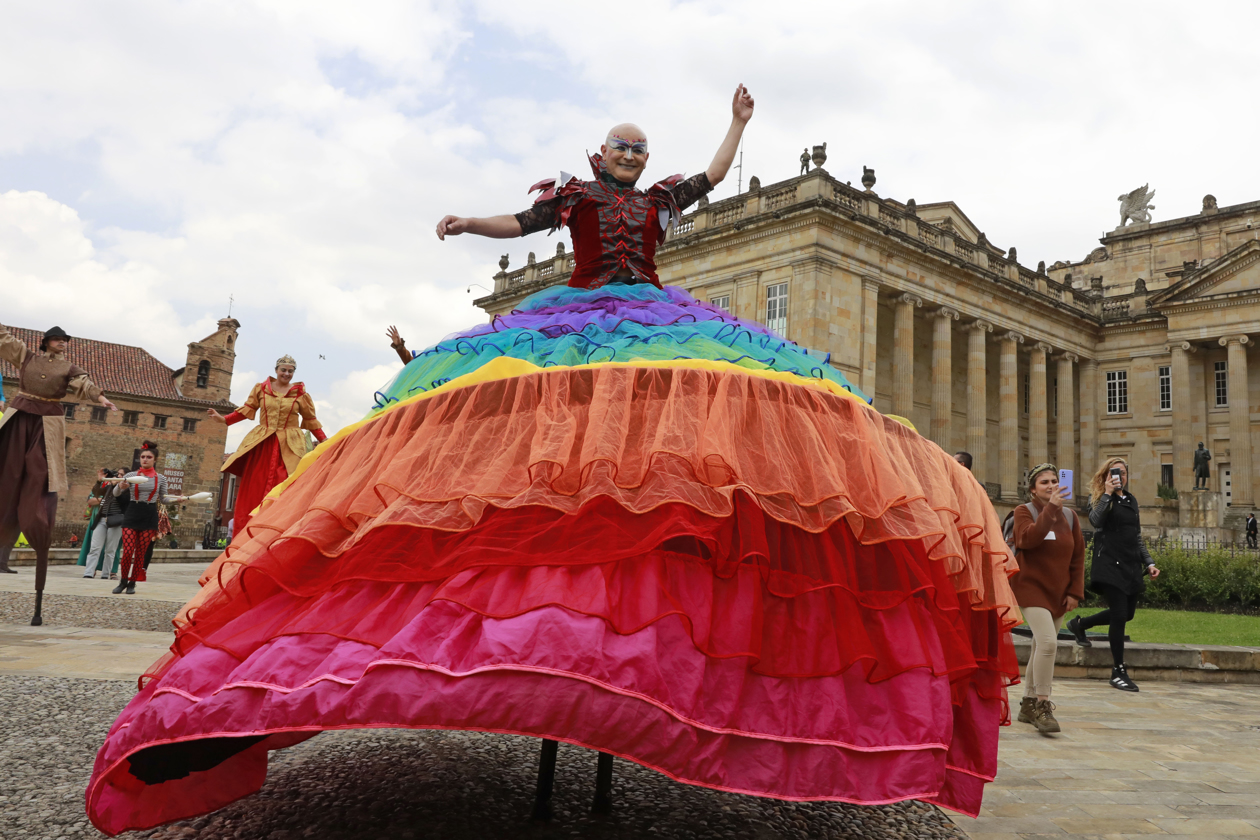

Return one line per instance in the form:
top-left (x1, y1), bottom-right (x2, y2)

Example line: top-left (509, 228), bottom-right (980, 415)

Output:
top-left (87, 282), bottom-right (1020, 836)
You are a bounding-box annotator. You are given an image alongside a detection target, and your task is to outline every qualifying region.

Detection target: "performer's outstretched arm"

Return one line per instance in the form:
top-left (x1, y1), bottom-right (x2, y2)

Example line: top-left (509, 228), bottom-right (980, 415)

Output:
top-left (435, 215), bottom-right (522, 241)
top-left (705, 84), bottom-right (755, 188)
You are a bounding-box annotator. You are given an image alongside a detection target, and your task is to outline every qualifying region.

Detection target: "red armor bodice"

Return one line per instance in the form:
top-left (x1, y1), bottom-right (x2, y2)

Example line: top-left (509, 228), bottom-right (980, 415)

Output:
top-left (517, 154), bottom-right (711, 290)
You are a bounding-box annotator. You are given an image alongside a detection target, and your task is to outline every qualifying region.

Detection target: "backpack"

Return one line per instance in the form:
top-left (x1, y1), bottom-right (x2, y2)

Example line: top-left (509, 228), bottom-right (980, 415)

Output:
top-left (1002, 502), bottom-right (1076, 556)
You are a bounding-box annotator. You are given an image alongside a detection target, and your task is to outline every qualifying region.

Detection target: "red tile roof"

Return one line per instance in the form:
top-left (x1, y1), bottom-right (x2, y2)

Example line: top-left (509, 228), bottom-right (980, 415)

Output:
top-left (1, 325), bottom-right (226, 405)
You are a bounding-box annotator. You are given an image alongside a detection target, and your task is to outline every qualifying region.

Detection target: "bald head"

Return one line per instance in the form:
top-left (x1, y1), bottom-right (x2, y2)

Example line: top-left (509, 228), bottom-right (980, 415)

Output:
top-left (601, 123), bottom-right (650, 183)
top-left (606, 123), bottom-right (647, 145)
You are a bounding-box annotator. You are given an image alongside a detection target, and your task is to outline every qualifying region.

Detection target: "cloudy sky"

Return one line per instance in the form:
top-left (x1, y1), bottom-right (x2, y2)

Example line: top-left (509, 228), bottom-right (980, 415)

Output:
top-left (3, 1), bottom-right (1257, 446)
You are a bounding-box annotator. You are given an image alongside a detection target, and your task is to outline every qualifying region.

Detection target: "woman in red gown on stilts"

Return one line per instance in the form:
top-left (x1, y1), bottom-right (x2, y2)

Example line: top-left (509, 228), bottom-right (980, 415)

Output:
top-left (208, 355), bottom-right (325, 539)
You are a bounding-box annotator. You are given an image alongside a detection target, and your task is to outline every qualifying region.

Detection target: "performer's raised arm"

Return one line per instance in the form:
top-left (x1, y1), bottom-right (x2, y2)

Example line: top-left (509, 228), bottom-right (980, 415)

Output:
top-left (705, 84), bottom-right (755, 188)
top-left (435, 214), bottom-right (522, 241)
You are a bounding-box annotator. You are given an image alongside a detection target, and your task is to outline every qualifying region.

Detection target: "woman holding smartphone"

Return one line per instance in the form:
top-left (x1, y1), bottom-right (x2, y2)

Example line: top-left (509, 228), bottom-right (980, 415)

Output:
top-left (1067, 457), bottom-right (1160, 691)
top-left (1012, 464), bottom-right (1086, 733)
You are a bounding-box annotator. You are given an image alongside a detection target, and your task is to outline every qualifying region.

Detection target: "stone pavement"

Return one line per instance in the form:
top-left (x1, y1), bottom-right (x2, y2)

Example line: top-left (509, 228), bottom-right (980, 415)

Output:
top-left (0, 560), bottom-right (207, 602)
top-left (954, 679), bottom-right (1260, 839)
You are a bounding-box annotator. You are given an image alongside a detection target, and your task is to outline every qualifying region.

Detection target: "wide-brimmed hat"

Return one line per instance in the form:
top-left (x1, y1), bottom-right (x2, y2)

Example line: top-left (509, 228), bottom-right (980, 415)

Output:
top-left (40, 326), bottom-right (72, 351)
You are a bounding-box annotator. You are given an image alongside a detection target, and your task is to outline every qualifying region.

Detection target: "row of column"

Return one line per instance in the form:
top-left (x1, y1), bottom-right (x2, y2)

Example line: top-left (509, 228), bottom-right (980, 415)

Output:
top-left (891, 294), bottom-right (1091, 500)
top-left (1168, 336), bottom-right (1253, 507)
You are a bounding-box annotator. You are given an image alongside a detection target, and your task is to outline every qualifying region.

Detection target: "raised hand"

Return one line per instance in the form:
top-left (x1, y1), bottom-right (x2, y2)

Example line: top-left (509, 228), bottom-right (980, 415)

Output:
top-left (386, 326), bottom-right (404, 346)
top-left (732, 84), bottom-right (755, 124)
top-left (206, 408), bottom-right (226, 423)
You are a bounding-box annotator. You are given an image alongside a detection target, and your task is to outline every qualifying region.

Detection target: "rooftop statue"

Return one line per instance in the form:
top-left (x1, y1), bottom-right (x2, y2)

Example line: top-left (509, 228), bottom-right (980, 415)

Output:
top-left (1117, 184), bottom-right (1155, 226)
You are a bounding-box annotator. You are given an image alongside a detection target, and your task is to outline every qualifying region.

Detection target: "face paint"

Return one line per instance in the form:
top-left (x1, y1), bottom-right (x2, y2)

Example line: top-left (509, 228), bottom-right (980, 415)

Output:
top-left (607, 135), bottom-right (648, 157)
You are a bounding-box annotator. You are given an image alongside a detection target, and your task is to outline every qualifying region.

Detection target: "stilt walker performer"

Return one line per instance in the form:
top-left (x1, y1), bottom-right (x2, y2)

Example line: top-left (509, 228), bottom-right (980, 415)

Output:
top-left (206, 355), bottom-right (325, 539)
top-left (89, 87), bottom-right (1020, 835)
top-left (0, 323), bottom-right (116, 624)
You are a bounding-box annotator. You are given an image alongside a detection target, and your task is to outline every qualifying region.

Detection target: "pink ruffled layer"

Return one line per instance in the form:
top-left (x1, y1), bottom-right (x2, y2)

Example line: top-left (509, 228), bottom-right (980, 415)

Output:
top-left (89, 601), bottom-right (998, 835)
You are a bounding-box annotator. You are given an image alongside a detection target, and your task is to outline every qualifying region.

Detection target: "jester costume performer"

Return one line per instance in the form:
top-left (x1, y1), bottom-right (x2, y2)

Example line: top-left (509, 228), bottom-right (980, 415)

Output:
top-left (88, 90), bottom-right (1020, 835)
top-left (216, 356), bottom-right (325, 538)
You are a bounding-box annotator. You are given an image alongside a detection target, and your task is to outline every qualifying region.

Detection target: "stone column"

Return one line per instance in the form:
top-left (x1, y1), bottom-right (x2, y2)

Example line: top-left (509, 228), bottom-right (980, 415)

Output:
top-left (1079, 358), bottom-right (1098, 478)
top-left (860, 277), bottom-right (880, 398)
top-left (892, 293), bottom-right (922, 419)
top-left (1220, 335), bottom-right (1253, 507)
top-left (1056, 353), bottom-right (1077, 494)
top-left (967, 321), bottom-right (992, 485)
top-left (1169, 341), bottom-right (1196, 492)
top-left (930, 307), bottom-right (959, 448)
top-left (1000, 331), bottom-right (1024, 501)
top-left (1029, 342), bottom-right (1050, 467)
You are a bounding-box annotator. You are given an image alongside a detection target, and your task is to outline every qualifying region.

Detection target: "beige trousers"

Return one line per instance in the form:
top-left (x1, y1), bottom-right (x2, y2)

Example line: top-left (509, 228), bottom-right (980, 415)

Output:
top-left (1021, 606), bottom-right (1063, 698)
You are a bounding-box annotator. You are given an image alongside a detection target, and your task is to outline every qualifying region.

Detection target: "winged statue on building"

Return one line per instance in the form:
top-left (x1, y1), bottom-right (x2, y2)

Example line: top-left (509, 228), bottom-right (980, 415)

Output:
top-left (1118, 184), bottom-right (1155, 226)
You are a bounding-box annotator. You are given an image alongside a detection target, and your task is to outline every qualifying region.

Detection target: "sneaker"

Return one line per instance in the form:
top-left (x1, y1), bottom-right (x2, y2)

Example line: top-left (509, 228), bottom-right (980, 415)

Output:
top-left (1031, 699), bottom-right (1061, 733)
top-left (1017, 696), bottom-right (1036, 724)
top-left (1067, 615), bottom-right (1092, 647)
top-left (1110, 664), bottom-right (1139, 692)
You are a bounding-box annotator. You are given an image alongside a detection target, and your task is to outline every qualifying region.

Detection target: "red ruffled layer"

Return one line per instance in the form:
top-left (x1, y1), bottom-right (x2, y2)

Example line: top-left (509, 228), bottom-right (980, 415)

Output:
top-left (169, 496), bottom-right (1013, 686)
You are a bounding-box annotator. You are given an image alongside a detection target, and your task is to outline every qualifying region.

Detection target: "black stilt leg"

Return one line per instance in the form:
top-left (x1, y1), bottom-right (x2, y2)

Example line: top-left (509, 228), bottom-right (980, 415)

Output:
top-left (31, 551), bottom-right (47, 626)
top-left (531, 738), bottom-right (559, 822)
top-left (592, 751), bottom-right (613, 814)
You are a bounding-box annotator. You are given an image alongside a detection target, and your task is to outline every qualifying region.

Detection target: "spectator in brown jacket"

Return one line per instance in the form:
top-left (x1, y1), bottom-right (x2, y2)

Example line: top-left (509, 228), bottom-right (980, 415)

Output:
top-left (1012, 463), bottom-right (1085, 734)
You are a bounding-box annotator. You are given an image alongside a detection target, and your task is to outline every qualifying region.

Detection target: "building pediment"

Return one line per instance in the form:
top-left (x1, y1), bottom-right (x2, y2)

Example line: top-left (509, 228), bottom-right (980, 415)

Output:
top-left (1150, 240), bottom-right (1260, 307)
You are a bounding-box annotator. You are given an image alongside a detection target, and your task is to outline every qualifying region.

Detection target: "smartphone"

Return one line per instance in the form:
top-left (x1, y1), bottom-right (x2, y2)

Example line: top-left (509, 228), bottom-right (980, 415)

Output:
top-left (1110, 467), bottom-right (1122, 479)
top-left (1059, 468), bottom-right (1073, 500)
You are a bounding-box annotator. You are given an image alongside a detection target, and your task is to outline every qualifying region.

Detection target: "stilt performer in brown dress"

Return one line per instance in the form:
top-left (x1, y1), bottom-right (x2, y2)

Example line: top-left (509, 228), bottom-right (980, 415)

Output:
top-left (0, 323), bottom-right (117, 624)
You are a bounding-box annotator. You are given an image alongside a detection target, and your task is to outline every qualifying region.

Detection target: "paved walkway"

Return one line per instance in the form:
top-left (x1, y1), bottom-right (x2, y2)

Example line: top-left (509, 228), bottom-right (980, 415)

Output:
top-left (0, 560), bottom-right (206, 602)
top-left (954, 680), bottom-right (1260, 838)
top-left (4, 562), bottom-right (1259, 838)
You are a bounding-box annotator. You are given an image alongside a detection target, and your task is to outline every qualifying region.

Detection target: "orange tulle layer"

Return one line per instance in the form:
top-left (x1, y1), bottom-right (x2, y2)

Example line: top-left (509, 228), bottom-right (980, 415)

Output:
top-left (185, 365), bottom-right (1017, 647)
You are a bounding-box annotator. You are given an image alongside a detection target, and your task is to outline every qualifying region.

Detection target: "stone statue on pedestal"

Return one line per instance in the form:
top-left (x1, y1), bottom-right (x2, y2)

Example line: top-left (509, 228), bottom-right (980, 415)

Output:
top-left (800, 148), bottom-right (810, 176)
top-left (1193, 442), bottom-right (1212, 489)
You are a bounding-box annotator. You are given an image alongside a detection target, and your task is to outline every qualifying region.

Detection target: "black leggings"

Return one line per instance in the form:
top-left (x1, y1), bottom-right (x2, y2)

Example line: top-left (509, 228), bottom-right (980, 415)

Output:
top-left (1078, 584), bottom-right (1138, 667)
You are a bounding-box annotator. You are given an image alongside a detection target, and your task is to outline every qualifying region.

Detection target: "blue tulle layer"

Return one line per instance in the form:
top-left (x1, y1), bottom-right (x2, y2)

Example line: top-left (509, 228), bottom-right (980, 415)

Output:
top-left (370, 284), bottom-right (868, 412)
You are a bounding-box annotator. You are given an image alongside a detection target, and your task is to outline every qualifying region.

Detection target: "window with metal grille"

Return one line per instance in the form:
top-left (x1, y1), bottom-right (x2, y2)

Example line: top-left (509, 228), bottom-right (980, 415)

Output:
top-left (196, 360), bottom-right (210, 388)
top-left (1161, 463), bottom-right (1174, 488)
top-left (90, 405), bottom-right (108, 422)
top-left (152, 415), bottom-right (168, 430)
top-left (1158, 366), bottom-right (1171, 411)
top-left (1106, 370), bottom-right (1128, 414)
top-left (1053, 377), bottom-right (1058, 417)
top-left (1215, 360), bottom-right (1228, 406)
top-left (183, 417), bottom-right (198, 433)
top-left (122, 411), bottom-right (140, 426)
top-left (63, 403), bottom-right (76, 420)
top-left (1023, 372), bottom-right (1029, 415)
top-left (709, 295), bottom-right (730, 312)
top-left (765, 283), bottom-right (788, 335)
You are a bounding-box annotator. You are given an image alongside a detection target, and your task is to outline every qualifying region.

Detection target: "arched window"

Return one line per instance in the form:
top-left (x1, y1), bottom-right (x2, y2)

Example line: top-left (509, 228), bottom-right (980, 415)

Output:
top-left (196, 360), bottom-right (210, 388)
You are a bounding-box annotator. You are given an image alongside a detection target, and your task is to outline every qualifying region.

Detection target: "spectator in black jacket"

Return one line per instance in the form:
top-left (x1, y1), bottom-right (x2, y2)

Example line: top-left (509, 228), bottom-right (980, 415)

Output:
top-left (1066, 458), bottom-right (1160, 692)
top-left (1246, 513), bottom-right (1257, 550)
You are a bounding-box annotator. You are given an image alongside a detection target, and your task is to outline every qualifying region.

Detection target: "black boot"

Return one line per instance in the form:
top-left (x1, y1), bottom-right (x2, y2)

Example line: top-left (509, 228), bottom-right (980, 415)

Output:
top-left (1110, 663), bottom-right (1139, 692)
top-left (112, 579), bottom-right (128, 594)
top-left (125, 582), bottom-right (136, 595)
top-left (1067, 615), bottom-right (1091, 647)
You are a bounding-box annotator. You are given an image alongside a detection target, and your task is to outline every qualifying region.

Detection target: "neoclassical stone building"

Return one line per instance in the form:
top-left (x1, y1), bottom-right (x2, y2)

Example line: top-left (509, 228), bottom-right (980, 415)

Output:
top-left (475, 168), bottom-right (1259, 538)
